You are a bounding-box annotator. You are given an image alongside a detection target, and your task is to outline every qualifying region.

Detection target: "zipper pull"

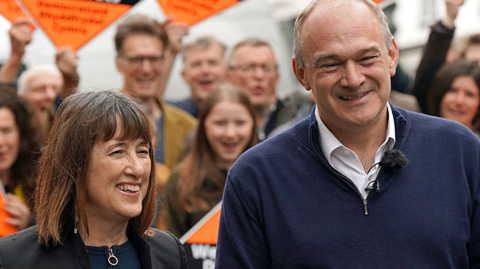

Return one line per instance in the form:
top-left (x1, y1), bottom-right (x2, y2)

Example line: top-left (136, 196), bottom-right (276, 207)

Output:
top-left (108, 247), bottom-right (118, 266)
top-left (363, 199), bottom-right (368, 216)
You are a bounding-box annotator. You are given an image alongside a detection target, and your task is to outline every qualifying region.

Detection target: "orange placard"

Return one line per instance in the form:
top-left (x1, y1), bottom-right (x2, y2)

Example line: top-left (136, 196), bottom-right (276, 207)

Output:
top-left (180, 203), bottom-right (221, 245)
top-left (157, 0), bottom-right (239, 26)
top-left (180, 203), bottom-right (221, 268)
top-left (16, 0), bottom-right (140, 51)
top-left (0, 0), bottom-right (29, 23)
top-left (0, 192), bottom-right (18, 237)
top-left (186, 207), bottom-right (220, 245)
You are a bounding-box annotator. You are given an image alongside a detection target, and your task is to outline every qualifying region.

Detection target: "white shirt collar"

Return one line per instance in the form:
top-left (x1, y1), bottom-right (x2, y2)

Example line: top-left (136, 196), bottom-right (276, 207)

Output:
top-left (315, 103), bottom-right (396, 163)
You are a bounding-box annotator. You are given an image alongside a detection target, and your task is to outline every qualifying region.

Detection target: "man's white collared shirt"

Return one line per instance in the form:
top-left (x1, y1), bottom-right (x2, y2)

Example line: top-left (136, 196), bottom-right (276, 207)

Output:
top-left (315, 104), bottom-right (396, 198)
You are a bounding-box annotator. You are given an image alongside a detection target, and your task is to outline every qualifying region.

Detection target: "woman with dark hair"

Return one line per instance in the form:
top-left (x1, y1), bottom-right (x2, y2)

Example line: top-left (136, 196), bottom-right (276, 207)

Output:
top-left (428, 60), bottom-right (480, 135)
top-left (0, 86), bottom-right (41, 234)
top-left (159, 83), bottom-right (257, 237)
top-left (0, 90), bottom-right (186, 268)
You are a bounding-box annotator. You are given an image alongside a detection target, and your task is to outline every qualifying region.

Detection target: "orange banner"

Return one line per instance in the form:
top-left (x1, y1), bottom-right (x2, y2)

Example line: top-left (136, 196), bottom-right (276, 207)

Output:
top-left (185, 207), bottom-right (220, 245)
top-left (16, 0), bottom-right (139, 51)
top-left (0, 0), bottom-right (29, 23)
top-left (180, 203), bottom-right (221, 269)
top-left (157, 0), bottom-right (239, 26)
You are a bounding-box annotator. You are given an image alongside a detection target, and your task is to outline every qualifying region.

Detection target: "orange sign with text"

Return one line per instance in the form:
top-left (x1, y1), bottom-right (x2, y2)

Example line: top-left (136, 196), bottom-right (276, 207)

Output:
top-left (16, 0), bottom-right (140, 51)
top-left (182, 204), bottom-right (221, 245)
top-left (0, 0), bottom-right (29, 23)
top-left (180, 203), bottom-right (221, 269)
top-left (157, 0), bottom-right (239, 26)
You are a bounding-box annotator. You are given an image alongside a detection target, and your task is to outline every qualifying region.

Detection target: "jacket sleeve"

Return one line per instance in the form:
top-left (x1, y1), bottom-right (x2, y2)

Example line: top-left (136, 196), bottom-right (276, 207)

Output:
top-left (215, 175), bottom-right (271, 268)
top-left (468, 164), bottom-right (480, 268)
top-left (411, 21), bottom-right (454, 114)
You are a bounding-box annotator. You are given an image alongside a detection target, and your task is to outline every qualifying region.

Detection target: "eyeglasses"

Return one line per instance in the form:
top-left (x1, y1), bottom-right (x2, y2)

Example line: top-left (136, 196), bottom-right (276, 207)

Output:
top-left (230, 63), bottom-right (277, 75)
top-left (120, 55), bottom-right (164, 69)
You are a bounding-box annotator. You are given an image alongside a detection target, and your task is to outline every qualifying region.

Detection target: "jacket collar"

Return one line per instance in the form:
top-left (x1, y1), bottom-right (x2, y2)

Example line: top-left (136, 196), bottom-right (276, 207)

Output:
top-left (59, 223), bottom-right (152, 269)
top-left (304, 103), bottom-right (408, 157)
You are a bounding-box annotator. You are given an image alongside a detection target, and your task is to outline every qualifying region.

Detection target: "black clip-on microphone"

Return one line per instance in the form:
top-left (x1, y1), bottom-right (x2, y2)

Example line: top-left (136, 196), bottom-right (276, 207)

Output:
top-left (364, 149), bottom-right (408, 193)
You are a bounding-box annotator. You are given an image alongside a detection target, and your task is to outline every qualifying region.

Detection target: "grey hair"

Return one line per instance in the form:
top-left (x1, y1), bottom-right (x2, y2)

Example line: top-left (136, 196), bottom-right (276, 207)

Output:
top-left (17, 64), bottom-right (62, 95)
top-left (226, 37), bottom-right (278, 69)
top-left (181, 36), bottom-right (227, 63)
top-left (293, 0), bottom-right (393, 69)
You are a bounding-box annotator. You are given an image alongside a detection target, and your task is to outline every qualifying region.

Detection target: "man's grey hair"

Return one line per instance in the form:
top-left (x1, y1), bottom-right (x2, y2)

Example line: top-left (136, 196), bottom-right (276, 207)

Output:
top-left (181, 36), bottom-right (227, 63)
top-left (17, 64), bottom-right (61, 95)
top-left (227, 37), bottom-right (278, 69)
top-left (293, 0), bottom-right (393, 69)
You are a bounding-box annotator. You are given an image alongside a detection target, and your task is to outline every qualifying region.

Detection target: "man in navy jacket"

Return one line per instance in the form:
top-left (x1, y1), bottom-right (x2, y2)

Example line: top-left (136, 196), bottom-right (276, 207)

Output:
top-left (216, 0), bottom-right (480, 268)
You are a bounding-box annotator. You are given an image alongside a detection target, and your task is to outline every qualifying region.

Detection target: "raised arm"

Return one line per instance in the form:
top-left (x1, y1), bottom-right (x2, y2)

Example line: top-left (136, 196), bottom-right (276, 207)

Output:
top-left (55, 47), bottom-right (79, 98)
top-left (411, 0), bottom-right (464, 113)
top-left (0, 19), bottom-right (32, 86)
top-left (156, 17), bottom-right (189, 101)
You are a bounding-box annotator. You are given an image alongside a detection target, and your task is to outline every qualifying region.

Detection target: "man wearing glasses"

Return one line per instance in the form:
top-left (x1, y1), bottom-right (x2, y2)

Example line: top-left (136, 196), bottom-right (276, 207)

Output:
top-left (114, 14), bottom-right (197, 175)
top-left (227, 38), bottom-right (309, 141)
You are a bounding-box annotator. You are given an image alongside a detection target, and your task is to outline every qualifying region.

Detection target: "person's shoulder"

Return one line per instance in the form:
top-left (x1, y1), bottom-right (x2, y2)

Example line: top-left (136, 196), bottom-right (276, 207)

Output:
top-left (233, 116), bottom-right (310, 170)
top-left (0, 225), bottom-right (39, 247)
top-left (167, 98), bottom-right (194, 108)
top-left (147, 228), bottom-right (187, 269)
top-left (0, 226), bottom-right (42, 267)
top-left (394, 105), bottom-right (479, 142)
top-left (162, 102), bottom-right (198, 127)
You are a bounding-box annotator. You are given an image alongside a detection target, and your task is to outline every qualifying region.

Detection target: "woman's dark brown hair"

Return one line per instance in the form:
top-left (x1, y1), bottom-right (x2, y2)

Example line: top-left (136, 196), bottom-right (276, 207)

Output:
top-left (0, 85), bottom-right (41, 206)
top-left (35, 90), bottom-right (156, 247)
top-left (174, 83), bottom-right (257, 214)
top-left (428, 60), bottom-right (480, 129)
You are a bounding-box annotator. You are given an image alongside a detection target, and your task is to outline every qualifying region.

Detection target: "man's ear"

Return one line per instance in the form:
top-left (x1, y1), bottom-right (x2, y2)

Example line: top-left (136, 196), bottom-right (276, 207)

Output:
top-left (292, 57), bottom-right (310, 91)
top-left (115, 56), bottom-right (123, 73)
top-left (180, 68), bottom-right (187, 83)
top-left (388, 38), bottom-right (399, 77)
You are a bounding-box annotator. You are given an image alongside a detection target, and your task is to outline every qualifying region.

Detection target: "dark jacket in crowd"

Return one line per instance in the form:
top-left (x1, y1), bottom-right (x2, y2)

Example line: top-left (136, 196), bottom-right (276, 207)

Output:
top-left (0, 224), bottom-right (187, 269)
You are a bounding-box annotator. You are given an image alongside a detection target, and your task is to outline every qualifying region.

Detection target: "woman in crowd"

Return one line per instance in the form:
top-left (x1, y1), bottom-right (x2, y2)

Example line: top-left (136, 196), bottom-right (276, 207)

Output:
top-left (0, 86), bottom-right (41, 234)
top-left (159, 83), bottom-right (257, 238)
top-left (0, 90), bottom-right (186, 268)
top-left (428, 60), bottom-right (480, 136)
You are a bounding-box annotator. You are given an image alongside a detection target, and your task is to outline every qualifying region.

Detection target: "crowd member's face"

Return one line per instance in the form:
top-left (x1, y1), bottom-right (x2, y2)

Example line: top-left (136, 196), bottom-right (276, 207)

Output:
top-left (0, 108), bottom-right (20, 176)
top-left (204, 100), bottom-right (254, 169)
top-left (85, 128), bottom-right (151, 224)
top-left (228, 45), bottom-right (279, 109)
top-left (464, 44), bottom-right (480, 64)
top-left (440, 75), bottom-right (480, 129)
top-left (293, 1), bottom-right (398, 134)
top-left (116, 33), bottom-right (164, 100)
top-left (182, 44), bottom-right (226, 105)
top-left (22, 72), bottom-right (61, 123)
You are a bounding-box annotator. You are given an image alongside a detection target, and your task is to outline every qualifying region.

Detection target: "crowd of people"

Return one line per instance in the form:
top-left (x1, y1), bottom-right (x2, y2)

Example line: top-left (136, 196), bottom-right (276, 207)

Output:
top-left (0, 0), bottom-right (479, 267)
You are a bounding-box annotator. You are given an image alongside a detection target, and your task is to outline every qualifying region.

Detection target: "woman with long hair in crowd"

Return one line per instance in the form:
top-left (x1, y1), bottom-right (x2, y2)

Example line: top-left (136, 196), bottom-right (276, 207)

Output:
top-left (0, 90), bottom-right (186, 268)
top-left (0, 86), bottom-right (41, 234)
top-left (159, 83), bottom-right (257, 237)
top-left (428, 60), bottom-right (480, 136)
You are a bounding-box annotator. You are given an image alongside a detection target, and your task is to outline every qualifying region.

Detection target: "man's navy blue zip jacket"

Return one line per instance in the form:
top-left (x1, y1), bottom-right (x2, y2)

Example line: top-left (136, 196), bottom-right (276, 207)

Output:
top-left (216, 104), bottom-right (480, 268)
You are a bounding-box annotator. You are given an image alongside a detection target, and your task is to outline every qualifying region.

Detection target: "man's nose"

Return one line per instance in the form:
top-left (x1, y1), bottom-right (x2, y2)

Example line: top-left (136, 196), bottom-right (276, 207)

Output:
top-left (340, 61), bottom-right (365, 89)
top-left (46, 86), bottom-right (57, 100)
top-left (139, 59), bottom-right (153, 72)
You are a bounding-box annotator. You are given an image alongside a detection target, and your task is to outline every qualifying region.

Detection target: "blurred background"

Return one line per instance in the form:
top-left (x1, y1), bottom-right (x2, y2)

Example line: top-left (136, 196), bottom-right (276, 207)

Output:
top-left (0, 0), bottom-right (479, 100)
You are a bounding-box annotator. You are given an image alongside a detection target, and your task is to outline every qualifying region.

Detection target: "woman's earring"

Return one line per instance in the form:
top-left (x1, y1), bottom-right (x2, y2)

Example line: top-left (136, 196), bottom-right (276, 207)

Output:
top-left (74, 212), bottom-right (78, 234)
